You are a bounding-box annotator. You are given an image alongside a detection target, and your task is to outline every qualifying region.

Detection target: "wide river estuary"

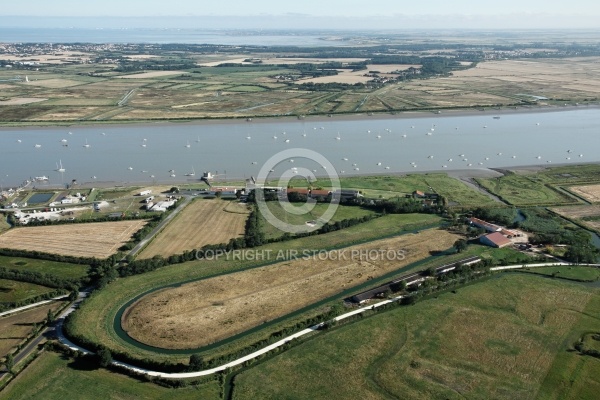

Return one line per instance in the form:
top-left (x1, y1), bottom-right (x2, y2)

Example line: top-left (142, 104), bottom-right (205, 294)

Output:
top-left (1, 107), bottom-right (599, 188)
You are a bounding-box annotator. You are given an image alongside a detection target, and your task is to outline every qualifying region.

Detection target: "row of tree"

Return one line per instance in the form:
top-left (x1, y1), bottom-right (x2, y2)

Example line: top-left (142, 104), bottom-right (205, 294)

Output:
top-left (0, 267), bottom-right (83, 291)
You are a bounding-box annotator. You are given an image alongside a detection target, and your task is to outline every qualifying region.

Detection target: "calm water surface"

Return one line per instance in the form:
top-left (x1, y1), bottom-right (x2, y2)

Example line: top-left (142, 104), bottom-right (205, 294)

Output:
top-left (1, 108), bottom-right (599, 188)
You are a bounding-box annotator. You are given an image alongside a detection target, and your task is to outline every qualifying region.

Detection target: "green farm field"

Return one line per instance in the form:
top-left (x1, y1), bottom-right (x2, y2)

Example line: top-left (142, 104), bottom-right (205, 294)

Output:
top-left (522, 266), bottom-right (600, 282)
top-left (0, 279), bottom-right (55, 304)
top-left (341, 174), bottom-right (498, 207)
top-left (67, 213), bottom-right (442, 364)
top-left (0, 351), bottom-right (220, 400)
top-left (231, 274), bottom-right (600, 400)
top-left (259, 202), bottom-right (377, 239)
top-left (475, 164), bottom-right (600, 207)
top-left (0, 256), bottom-right (89, 281)
top-left (476, 173), bottom-right (578, 206)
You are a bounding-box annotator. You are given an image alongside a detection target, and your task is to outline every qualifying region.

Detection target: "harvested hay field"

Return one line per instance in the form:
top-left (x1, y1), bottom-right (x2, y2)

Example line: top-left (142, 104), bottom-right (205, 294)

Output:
top-left (551, 205), bottom-right (600, 219)
top-left (0, 220), bottom-right (147, 259)
top-left (569, 184), bottom-right (600, 203)
top-left (123, 228), bottom-right (459, 349)
top-left (139, 199), bottom-right (249, 259)
top-left (551, 205), bottom-right (600, 231)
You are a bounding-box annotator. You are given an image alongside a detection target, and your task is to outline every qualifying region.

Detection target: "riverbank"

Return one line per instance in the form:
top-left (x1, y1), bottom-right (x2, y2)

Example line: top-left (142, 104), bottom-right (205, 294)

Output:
top-left (1, 103), bottom-right (598, 131)
top-left (26, 162), bottom-right (600, 192)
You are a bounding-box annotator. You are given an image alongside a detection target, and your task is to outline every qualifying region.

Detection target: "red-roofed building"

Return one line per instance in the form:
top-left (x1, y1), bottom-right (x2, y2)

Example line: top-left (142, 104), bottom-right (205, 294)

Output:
top-left (286, 188), bottom-right (310, 196)
top-left (310, 189), bottom-right (331, 198)
top-left (480, 232), bottom-right (512, 248)
top-left (468, 217), bottom-right (502, 233)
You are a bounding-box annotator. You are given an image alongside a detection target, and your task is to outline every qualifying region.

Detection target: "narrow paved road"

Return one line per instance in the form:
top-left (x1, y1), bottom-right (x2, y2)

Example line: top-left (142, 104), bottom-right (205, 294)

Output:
top-left (0, 294), bottom-right (69, 318)
top-left (0, 292), bottom-right (87, 380)
top-left (125, 195), bottom-right (192, 259)
top-left (53, 262), bottom-right (599, 379)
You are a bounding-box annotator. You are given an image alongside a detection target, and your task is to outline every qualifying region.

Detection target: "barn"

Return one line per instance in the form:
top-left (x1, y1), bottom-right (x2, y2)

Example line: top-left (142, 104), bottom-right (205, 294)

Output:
top-left (480, 232), bottom-right (512, 248)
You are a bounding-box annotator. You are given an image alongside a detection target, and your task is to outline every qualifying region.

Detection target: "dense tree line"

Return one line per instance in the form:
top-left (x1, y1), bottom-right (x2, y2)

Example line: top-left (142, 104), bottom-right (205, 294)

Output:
top-left (564, 243), bottom-right (599, 264)
top-left (0, 248), bottom-right (112, 267)
top-left (0, 267), bottom-right (83, 291)
top-left (17, 212), bottom-right (152, 227)
top-left (471, 207), bottom-right (518, 227)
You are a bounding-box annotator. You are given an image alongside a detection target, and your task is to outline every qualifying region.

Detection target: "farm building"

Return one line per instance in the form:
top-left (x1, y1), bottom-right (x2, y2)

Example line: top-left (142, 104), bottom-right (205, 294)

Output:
top-left (310, 189), bottom-right (331, 199)
top-left (480, 232), bottom-right (512, 248)
top-left (332, 189), bottom-right (362, 201)
top-left (150, 200), bottom-right (176, 212)
top-left (349, 256), bottom-right (482, 304)
top-left (500, 228), bottom-right (522, 238)
top-left (467, 217), bottom-right (502, 233)
top-left (285, 188), bottom-right (332, 199)
top-left (412, 191), bottom-right (439, 199)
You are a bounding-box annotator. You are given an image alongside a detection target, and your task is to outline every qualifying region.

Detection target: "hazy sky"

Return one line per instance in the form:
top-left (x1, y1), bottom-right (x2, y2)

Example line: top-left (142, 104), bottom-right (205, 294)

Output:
top-left (2, 0), bottom-right (599, 29)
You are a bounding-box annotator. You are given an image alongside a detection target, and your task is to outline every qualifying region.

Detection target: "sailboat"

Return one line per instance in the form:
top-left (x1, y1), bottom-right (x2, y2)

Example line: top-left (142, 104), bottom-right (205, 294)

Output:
top-left (185, 166), bottom-right (196, 177)
top-left (55, 160), bottom-right (65, 173)
top-left (185, 141), bottom-right (191, 148)
top-left (335, 132), bottom-right (341, 140)
top-left (83, 139), bottom-right (90, 148)
top-left (196, 136), bottom-right (201, 143)
top-left (141, 138), bottom-right (147, 148)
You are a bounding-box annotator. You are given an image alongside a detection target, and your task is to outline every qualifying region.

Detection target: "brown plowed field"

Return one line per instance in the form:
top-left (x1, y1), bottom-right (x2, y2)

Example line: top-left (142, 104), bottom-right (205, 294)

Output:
top-left (0, 220), bottom-right (147, 259)
top-left (139, 199), bottom-right (249, 259)
top-left (123, 228), bottom-right (459, 349)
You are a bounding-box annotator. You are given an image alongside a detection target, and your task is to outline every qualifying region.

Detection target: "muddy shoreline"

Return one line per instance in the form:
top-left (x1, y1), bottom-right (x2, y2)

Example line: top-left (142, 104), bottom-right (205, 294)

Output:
top-left (1, 104), bottom-right (598, 132)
